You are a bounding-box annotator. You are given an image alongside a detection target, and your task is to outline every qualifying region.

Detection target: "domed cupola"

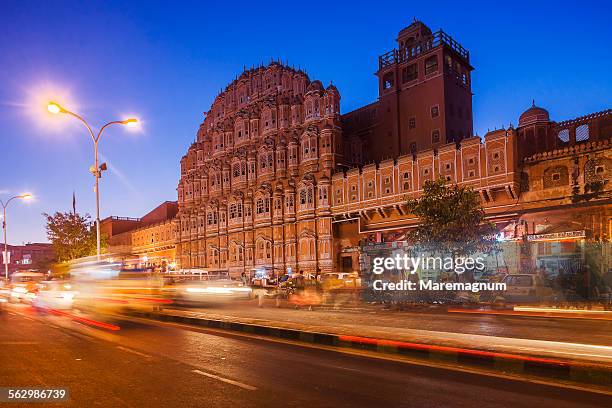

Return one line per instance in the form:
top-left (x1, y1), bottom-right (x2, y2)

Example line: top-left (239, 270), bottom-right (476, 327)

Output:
top-left (518, 100), bottom-right (550, 127)
top-left (326, 83), bottom-right (339, 94)
top-left (306, 80), bottom-right (324, 93)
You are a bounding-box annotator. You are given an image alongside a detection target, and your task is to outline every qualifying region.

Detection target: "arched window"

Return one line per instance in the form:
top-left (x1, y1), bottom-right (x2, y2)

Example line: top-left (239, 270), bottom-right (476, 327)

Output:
top-left (318, 187), bottom-right (328, 203)
top-left (382, 72), bottom-right (394, 90)
top-left (265, 242), bottom-right (272, 259)
top-left (285, 195), bottom-right (294, 211)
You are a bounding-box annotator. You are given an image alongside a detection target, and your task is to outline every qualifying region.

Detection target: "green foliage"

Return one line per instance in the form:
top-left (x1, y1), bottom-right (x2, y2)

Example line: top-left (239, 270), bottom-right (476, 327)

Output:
top-left (406, 177), bottom-right (498, 257)
top-left (42, 211), bottom-right (99, 262)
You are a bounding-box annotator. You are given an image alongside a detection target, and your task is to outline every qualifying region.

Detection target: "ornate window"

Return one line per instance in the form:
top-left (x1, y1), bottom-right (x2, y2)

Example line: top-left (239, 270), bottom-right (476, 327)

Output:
top-left (318, 186), bottom-right (328, 204)
top-left (255, 196), bottom-right (270, 215)
top-left (576, 124), bottom-right (590, 142)
top-left (543, 166), bottom-right (569, 189)
top-left (206, 211), bottom-right (218, 226)
top-left (276, 151), bottom-right (286, 169)
top-left (558, 129), bottom-right (570, 143)
top-left (285, 195), bottom-right (294, 211)
top-left (585, 158), bottom-right (609, 184)
top-left (301, 132), bottom-right (318, 160)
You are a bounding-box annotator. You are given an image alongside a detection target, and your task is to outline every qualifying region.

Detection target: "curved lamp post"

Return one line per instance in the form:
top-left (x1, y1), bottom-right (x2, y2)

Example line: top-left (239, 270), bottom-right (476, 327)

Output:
top-left (47, 101), bottom-right (137, 261)
top-left (2, 194), bottom-right (32, 280)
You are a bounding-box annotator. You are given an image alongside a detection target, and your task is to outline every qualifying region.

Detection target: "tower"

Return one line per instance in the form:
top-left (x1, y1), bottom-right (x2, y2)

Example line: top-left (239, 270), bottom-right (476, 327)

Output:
top-left (372, 20), bottom-right (474, 160)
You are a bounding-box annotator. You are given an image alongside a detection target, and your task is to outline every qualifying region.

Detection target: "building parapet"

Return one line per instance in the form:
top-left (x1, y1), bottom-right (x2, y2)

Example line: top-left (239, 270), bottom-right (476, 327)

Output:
top-left (524, 138), bottom-right (611, 164)
top-left (379, 30), bottom-right (469, 69)
top-left (330, 135), bottom-right (518, 216)
top-left (554, 109), bottom-right (611, 129)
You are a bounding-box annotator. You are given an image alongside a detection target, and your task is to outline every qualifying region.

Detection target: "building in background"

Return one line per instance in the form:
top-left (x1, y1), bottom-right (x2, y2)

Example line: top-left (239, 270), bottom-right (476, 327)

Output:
top-left (173, 20), bottom-right (611, 279)
top-left (104, 201), bottom-right (178, 270)
top-left (2, 242), bottom-right (54, 275)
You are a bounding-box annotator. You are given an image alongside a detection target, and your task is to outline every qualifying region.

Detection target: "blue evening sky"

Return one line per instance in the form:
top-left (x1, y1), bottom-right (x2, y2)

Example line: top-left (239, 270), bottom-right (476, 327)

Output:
top-left (1, 0), bottom-right (610, 244)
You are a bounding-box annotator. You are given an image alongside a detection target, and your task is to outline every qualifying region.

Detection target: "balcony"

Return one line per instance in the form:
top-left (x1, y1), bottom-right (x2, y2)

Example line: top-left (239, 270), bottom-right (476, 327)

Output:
top-left (379, 30), bottom-right (469, 69)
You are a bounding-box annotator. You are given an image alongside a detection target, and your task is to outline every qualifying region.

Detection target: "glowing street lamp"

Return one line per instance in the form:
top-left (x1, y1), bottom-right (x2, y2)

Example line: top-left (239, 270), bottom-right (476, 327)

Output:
top-left (47, 101), bottom-right (138, 260)
top-left (2, 194), bottom-right (33, 280)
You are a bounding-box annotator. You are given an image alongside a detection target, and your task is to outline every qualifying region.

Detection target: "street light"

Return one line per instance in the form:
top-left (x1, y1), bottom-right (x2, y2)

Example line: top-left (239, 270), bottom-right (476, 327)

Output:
top-left (47, 101), bottom-right (138, 260)
top-left (2, 194), bottom-right (32, 280)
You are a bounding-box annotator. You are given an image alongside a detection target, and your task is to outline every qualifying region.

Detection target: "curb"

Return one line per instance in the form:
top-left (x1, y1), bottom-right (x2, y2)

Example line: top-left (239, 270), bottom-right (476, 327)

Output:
top-left (135, 311), bottom-right (612, 387)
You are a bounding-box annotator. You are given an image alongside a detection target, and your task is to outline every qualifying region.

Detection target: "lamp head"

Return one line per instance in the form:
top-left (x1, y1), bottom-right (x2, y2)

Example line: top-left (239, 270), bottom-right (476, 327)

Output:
top-left (123, 118), bottom-right (138, 128)
top-left (47, 102), bottom-right (63, 114)
top-left (20, 194), bottom-right (33, 200)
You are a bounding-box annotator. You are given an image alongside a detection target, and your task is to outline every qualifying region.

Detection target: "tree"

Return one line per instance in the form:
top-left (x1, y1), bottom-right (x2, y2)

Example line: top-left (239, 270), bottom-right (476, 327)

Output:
top-left (406, 177), bottom-right (498, 261)
top-left (43, 212), bottom-right (99, 262)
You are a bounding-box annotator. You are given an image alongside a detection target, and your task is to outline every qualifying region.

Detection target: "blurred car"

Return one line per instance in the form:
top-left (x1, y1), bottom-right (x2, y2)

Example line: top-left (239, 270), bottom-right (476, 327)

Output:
top-left (321, 272), bottom-right (362, 291)
top-left (169, 278), bottom-right (252, 305)
top-left (9, 271), bottom-right (45, 303)
top-left (73, 267), bottom-right (168, 315)
top-left (32, 280), bottom-right (75, 310)
top-left (501, 273), bottom-right (553, 302)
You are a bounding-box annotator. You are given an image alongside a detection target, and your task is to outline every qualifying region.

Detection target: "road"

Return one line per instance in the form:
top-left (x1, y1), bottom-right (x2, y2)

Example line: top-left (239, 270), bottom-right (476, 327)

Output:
top-left (0, 306), bottom-right (610, 408)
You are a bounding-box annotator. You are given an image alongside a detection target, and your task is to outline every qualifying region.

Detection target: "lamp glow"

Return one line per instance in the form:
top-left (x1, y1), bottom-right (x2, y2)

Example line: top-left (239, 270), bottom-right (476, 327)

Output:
top-left (124, 118), bottom-right (139, 128)
top-left (47, 102), bottom-right (62, 114)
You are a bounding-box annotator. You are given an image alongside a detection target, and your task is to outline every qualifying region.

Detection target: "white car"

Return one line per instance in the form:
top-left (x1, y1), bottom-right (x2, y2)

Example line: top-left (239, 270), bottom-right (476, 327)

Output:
top-left (32, 281), bottom-right (75, 310)
top-left (171, 279), bottom-right (252, 305)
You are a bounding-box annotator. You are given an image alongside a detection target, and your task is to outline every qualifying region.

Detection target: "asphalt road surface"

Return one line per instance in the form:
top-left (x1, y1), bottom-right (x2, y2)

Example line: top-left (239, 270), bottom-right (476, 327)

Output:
top-left (0, 306), bottom-right (610, 408)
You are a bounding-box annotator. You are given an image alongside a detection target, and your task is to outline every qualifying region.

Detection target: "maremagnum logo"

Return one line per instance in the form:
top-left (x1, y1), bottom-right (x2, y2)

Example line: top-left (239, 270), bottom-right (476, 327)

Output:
top-left (370, 254), bottom-right (506, 293)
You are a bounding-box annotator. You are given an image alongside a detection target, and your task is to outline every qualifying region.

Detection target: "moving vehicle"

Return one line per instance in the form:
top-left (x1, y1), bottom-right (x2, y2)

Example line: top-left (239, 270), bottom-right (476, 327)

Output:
top-left (9, 271), bottom-right (45, 303)
top-left (168, 277), bottom-right (252, 306)
top-left (71, 262), bottom-right (168, 315)
top-left (321, 272), bottom-right (362, 291)
top-left (32, 280), bottom-right (75, 310)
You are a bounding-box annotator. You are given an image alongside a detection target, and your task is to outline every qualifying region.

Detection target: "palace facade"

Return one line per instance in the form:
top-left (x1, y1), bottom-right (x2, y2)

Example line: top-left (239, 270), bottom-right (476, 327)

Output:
top-left (164, 20), bottom-right (612, 278)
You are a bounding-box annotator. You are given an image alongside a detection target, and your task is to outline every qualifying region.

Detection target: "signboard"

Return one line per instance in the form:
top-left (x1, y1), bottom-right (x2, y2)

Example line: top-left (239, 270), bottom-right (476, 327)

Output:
top-left (526, 230), bottom-right (586, 242)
